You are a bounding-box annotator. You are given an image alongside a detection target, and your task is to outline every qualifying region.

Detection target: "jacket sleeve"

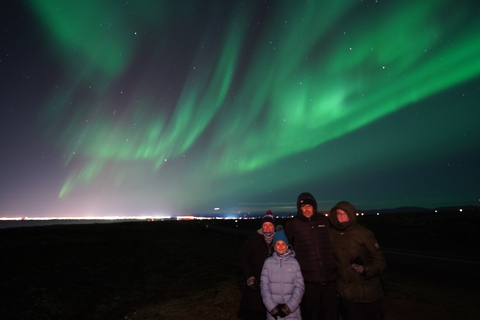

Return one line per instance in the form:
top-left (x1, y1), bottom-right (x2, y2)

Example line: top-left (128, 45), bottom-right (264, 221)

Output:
top-left (285, 260), bottom-right (305, 312)
top-left (284, 221), bottom-right (294, 246)
top-left (239, 235), bottom-right (255, 278)
top-left (363, 230), bottom-right (387, 279)
top-left (260, 260), bottom-right (276, 312)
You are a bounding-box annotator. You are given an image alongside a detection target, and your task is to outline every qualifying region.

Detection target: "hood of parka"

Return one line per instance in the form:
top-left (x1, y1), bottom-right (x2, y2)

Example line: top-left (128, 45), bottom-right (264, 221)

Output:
top-left (329, 200), bottom-right (357, 230)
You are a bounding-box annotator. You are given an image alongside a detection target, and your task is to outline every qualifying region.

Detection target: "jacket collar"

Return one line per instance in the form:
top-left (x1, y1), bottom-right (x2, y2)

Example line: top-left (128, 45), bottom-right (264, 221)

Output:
top-left (297, 211), bottom-right (320, 222)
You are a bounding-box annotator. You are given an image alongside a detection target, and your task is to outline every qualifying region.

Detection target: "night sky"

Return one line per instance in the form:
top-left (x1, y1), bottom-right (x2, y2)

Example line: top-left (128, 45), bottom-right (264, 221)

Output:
top-left (1, 0), bottom-right (480, 218)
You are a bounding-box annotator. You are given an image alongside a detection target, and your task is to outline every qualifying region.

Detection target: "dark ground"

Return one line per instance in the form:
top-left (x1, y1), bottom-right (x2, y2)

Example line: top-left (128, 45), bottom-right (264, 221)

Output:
top-left (1, 211), bottom-right (479, 320)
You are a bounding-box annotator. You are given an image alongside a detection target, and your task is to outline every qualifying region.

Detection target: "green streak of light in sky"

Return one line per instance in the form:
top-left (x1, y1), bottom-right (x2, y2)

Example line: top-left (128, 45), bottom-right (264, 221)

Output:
top-left (29, 1), bottom-right (480, 201)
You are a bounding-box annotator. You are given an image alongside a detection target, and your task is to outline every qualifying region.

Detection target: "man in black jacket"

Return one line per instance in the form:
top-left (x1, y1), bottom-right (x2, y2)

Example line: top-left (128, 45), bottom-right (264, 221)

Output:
top-left (285, 192), bottom-right (338, 320)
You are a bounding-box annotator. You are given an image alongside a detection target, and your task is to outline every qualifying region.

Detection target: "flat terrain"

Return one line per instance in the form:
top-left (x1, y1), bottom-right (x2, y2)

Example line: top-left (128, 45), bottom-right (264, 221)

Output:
top-left (1, 211), bottom-right (479, 320)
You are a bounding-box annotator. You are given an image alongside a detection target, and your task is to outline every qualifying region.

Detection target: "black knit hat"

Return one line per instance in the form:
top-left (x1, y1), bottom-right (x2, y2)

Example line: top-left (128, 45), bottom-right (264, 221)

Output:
top-left (297, 192), bottom-right (317, 212)
top-left (261, 210), bottom-right (276, 227)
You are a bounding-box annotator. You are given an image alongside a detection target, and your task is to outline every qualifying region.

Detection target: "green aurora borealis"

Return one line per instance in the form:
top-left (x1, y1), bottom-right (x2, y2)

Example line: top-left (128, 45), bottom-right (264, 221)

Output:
top-left (1, 0), bottom-right (480, 216)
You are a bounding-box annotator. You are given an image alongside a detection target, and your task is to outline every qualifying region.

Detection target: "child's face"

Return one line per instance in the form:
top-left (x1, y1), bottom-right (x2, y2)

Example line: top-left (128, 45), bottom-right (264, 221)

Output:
top-left (275, 240), bottom-right (287, 254)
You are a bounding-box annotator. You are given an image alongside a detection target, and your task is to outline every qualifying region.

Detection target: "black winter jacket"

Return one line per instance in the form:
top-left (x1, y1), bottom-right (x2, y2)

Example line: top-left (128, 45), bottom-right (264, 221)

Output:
top-left (285, 212), bottom-right (337, 284)
top-left (239, 231), bottom-right (272, 312)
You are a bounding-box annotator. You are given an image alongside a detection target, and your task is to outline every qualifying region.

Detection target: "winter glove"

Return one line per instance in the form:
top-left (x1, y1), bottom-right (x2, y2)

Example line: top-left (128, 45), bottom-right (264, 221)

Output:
top-left (351, 263), bottom-right (365, 274)
top-left (270, 306), bottom-right (279, 319)
top-left (281, 304), bottom-right (291, 316)
top-left (350, 256), bottom-right (364, 265)
top-left (276, 304), bottom-right (287, 318)
top-left (246, 276), bottom-right (259, 291)
top-left (350, 256), bottom-right (365, 274)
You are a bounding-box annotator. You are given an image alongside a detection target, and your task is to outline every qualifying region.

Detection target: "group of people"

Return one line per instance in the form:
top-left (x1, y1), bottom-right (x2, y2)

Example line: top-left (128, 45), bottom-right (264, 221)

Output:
top-left (239, 192), bottom-right (386, 320)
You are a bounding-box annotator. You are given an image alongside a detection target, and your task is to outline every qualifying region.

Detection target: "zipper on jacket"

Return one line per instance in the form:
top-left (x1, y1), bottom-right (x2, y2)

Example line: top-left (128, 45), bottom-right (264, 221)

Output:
top-left (309, 218), bottom-right (323, 266)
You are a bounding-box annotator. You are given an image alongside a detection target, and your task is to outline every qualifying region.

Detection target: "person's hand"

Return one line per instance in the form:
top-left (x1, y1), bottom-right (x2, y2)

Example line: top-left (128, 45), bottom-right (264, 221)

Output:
top-left (270, 306), bottom-right (279, 319)
top-left (276, 304), bottom-right (287, 318)
top-left (281, 304), bottom-right (291, 316)
top-left (350, 256), bottom-right (364, 265)
top-left (351, 263), bottom-right (365, 274)
top-left (246, 276), bottom-right (258, 291)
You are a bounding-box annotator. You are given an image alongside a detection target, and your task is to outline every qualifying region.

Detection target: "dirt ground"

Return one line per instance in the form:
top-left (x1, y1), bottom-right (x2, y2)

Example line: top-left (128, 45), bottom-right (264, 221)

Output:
top-left (1, 213), bottom-right (479, 319)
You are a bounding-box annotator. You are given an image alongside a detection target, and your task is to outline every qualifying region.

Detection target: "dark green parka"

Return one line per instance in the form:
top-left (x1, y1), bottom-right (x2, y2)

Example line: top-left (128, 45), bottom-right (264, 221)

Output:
top-left (329, 201), bottom-right (386, 303)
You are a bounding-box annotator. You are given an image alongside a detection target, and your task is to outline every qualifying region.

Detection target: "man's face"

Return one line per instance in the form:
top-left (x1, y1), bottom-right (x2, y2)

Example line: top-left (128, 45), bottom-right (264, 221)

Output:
top-left (301, 204), bottom-right (314, 218)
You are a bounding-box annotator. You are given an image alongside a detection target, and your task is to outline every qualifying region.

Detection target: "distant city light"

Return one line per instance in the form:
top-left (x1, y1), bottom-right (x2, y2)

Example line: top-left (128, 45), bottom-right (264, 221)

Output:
top-left (0, 215), bottom-right (173, 221)
top-left (0, 215), bottom-right (246, 222)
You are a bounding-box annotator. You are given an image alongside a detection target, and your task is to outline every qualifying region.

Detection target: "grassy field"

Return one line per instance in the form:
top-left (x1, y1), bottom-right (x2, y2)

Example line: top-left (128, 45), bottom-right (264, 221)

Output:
top-left (1, 212), bottom-right (479, 320)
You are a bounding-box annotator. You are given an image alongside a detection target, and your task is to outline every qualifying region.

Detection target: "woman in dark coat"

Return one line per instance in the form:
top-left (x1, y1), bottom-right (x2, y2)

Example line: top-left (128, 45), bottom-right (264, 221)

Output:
top-left (329, 201), bottom-right (387, 320)
top-left (239, 210), bottom-right (277, 320)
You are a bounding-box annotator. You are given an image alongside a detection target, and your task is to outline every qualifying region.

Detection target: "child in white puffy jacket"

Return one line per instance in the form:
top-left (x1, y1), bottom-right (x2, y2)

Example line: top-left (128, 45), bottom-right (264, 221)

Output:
top-left (260, 230), bottom-right (305, 319)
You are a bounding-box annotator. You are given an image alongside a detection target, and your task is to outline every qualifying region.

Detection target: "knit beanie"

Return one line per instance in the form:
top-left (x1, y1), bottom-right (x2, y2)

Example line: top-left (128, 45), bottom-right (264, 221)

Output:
top-left (272, 230), bottom-right (290, 247)
top-left (261, 210), bottom-right (276, 243)
top-left (296, 192), bottom-right (317, 212)
top-left (261, 210), bottom-right (276, 228)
